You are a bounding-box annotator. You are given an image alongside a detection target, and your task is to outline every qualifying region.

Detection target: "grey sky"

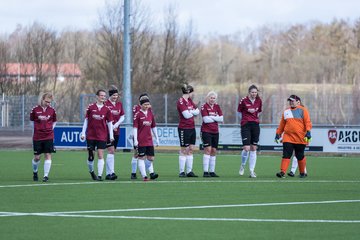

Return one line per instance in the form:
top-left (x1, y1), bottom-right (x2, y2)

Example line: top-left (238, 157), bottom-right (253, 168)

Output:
top-left (0, 0), bottom-right (359, 35)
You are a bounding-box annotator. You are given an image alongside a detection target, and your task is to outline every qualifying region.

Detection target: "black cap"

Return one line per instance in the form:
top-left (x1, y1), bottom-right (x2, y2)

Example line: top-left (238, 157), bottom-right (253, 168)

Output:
top-left (287, 95), bottom-right (301, 102)
top-left (140, 98), bottom-right (150, 105)
top-left (181, 84), bottom-right (194, 94)
top-left (108, 89), bottom-right (118, 96)
top-left (138, 93), bottom-right (148, 100)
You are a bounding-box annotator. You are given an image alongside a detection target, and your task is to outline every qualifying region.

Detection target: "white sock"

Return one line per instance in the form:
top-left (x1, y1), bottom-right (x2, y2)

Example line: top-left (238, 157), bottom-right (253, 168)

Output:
top-left (202, 154), bottom-right (210, 172)
top-left (97, 159), bottom-right (104, 177)
top-left (87, 160), bottom-right (94, 172)
top-left (290, 156), bottom-right (298, 173)
top-left (146, 159), bottom-right (154, 174)
top-left (106, 154), bottom-right (115, 175)
top-left (186, 155), bottom-right (194, 173)
top-left (44, 159), bottom-right (51, 177)
top-left (131, 157), bottom-right (138, 173)
top-left (209, 155), bottom-right (216, 172)
top-left (179, 155), bottom-right (186, 173)
top-left (249, 151), bottom-right (256, 172)
top-left (241, 150), bottom-right (249, 166)
top-left (32, 159), bottom-right (40, 173)
top-left (138, 159), bottom-right (147, 177)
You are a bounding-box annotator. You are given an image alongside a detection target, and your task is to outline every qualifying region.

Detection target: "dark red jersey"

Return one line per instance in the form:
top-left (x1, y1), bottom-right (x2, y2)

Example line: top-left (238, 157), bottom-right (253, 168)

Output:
top-left (105, 100), bottom-right (124, 136)
top-left (85, 103), bottom-right (113, 141)
top-left (237, 96), bottom-right (262, 126)
top-left (201, 103), bottom-right (223, 134)
top-left (30, 105), bottom-right (57, 141)
top-left (177, 97), bottom-right (197, 129)
top-left (133, 110), bottom-right (156, 146)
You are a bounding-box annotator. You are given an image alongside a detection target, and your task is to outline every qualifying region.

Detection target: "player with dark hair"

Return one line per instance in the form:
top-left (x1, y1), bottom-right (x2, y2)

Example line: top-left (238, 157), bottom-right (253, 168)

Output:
top-left (237, 85), bottom-right (262, 178)
top-left (200, 91), bottom-right (223, 177)
top-left (104, 86), bottom-right (125, 180)
top-left (133, 96), bottom-right (159, 181)
top-left (177, 83), bottom-right (200, 177)
top-left (275, 94), bottom-right (312, 178)
top-left (129, 93), bottom-right (152, 179)
top-left (30, 92), bottom-right (57, 182)
top-left (81, 89), bottom-right (114, 181)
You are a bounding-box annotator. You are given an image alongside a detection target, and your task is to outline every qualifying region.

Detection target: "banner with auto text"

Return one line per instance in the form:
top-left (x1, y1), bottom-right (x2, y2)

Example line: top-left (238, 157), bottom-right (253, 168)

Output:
top-left (54, 126), bottom-right (360, 153)
top-left (54, 126), bottom-right (126, 148)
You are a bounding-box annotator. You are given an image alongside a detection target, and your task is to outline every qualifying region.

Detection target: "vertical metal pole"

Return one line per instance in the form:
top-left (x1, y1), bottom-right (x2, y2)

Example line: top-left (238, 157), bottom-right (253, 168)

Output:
top-left (123, 0), bottom-right (132, 124)
top-left (164, 93), bottom-right (168, 124)
top-left (80, 94), bottom-right (84, 122)
top-left (22, 95), bottom-right (25, 131)
top-left (1, 93), bottom-right (4, 127)
top-left (235, 95), bottom-right (239, 124)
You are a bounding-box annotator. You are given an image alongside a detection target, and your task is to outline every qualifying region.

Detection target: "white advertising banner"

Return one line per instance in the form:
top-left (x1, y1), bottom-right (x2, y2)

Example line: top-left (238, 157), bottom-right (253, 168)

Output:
top-left (123, 126), bottom-right (360, 153)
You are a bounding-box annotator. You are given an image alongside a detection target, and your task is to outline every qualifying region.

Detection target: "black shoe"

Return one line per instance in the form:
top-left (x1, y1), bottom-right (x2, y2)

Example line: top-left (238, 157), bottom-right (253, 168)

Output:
top-left (186, 171), bottom-right (198, 177)
top-left (42, 176), bottom-right (49, 182)
top-left (131, 173), bottom-right (137, 179)
top-left (33, 172), bottom-right (38, 181)
top-left (179, 172), bottom-right (186, 177)
top-left (210, 172), bottom-right (219, 177)
top-left (203, 172), bottom-right (210, 177)
top-left (150, 172), bottom-right (159, 180)
top-left (106, 173), bottom-right (118, 180)
top-left (90, 171), bottom-right (97, 180)
top-left (96, 176), bottom-right (103, 181)
top-left (299, 173), bottom-right (307, 178)
top-left (111, 173), bottom-right (118, 180)
top-left (287, 171), bottom-right (295, 177)
top-left (276, 172), bottom-right (285, 178)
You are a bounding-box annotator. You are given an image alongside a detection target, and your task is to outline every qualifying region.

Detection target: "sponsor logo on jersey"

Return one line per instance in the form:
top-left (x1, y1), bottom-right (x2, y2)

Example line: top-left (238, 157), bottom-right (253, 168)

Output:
top-left (38, 115), bottom-right (51, 121)
top-left (92, 114), bottom-right (104, 120)
top-left (143, 121), bottom-right (152, 126)
top-left (111, 110), bottom-right (120, 115)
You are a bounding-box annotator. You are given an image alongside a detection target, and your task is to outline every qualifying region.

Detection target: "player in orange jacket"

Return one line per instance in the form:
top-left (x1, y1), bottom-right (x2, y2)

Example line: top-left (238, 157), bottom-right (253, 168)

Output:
top-left (275, 95), bottom-right (312, 178)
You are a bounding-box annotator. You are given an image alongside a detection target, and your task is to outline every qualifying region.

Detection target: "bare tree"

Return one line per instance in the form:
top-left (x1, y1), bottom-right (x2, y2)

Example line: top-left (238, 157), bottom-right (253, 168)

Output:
top-left (0, 37), bottom-right (11, 94)
top-left (56, 30), bottom-right (88, 122)
top-left (153, 5), bottom-right (202, 93)
top-left (21, 23), bottom-right (58, 95)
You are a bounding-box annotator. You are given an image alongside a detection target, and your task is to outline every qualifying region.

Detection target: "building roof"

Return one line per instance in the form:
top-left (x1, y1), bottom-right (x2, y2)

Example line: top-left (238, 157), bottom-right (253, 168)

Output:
top-left (2, 63), bottom-right (81, 78)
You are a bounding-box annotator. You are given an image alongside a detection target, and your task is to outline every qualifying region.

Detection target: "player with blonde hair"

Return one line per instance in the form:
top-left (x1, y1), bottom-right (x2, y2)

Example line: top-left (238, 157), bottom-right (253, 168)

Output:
top-left (30, 92), bottom-right (57, 182)
top-left (200, 91), bottom-right (223, 177)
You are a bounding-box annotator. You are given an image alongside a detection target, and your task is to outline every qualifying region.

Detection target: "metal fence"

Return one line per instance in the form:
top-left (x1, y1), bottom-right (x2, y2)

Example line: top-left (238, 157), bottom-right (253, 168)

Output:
top-left (0, 92), bottom-right (358, 131)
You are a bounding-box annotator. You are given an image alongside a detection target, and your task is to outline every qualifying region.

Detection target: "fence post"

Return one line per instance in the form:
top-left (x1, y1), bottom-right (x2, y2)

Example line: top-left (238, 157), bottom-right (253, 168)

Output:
top-left (22, 95), bottom-right (25, 131)
top-left (235, 95), bottom-right (239, 124)
top-left (164, 93), bottom-right (168, 124)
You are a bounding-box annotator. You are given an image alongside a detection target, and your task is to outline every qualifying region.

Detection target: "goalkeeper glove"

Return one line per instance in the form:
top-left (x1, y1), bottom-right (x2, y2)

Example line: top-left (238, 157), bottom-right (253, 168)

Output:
top-left (304, 131), bottom-right (312, 143)
top-left (274, 134), bottom-right (281, 143)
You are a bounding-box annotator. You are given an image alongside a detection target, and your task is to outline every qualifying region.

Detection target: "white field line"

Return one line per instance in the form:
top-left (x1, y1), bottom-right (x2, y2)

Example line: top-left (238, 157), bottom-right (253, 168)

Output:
top-left (44, 199), bottom-right (360, 214)
top-left (1, 200), bottom-right (360, 223)
top-left (1, 179), bottom-right (360, 189)
top-left (28, 214), bottom-right (360, 223)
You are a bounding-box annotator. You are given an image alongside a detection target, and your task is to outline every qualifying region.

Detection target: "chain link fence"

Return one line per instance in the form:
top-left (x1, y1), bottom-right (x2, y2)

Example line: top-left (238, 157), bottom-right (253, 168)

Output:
top-left (1, 90), bottom-right (358, 132)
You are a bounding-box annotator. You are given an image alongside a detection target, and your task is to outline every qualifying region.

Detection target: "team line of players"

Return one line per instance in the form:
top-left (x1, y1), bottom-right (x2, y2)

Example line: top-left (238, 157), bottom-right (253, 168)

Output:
top-left (30, 84), bottom-right (312, 182)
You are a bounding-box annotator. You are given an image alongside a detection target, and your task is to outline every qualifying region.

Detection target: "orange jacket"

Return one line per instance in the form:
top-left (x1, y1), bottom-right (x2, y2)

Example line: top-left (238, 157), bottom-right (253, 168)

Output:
top-left (276, 105), bottom-right (312, 144)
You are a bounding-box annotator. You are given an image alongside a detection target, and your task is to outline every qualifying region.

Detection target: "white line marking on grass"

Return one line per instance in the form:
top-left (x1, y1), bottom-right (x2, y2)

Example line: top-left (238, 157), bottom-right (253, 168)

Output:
top-left (44, 199), bottom-right (360, 214)
top-left (0, 212), bottom-right (29, 217)
top-left (1, 180), bottom-right (360, 188)
top-left (30, 214), bottom-right (360, 223)
top-left (3, 200), bottom-right (360, 223)
top-left (0, 182), bottom-right (103, 188)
